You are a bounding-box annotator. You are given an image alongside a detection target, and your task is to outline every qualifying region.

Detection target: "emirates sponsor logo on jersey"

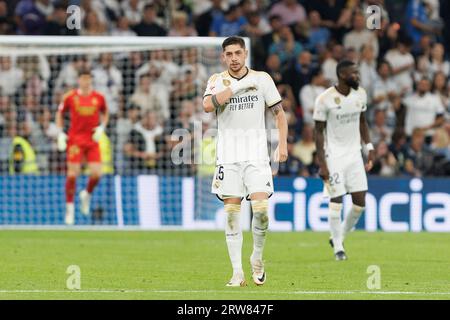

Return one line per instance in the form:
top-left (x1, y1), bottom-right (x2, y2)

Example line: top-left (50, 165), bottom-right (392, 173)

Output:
top-left (228, 94), bottom-right (259, 111)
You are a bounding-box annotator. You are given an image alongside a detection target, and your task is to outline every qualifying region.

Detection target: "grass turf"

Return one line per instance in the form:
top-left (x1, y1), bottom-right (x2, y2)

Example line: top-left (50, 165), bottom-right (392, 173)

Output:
top-left (0, 230), bottom-right (449, 300)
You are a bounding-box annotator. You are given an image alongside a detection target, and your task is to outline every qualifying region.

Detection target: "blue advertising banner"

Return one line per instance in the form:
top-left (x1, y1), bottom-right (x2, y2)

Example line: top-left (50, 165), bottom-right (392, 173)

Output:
top-left (0, 176), bottom-right (448, 231)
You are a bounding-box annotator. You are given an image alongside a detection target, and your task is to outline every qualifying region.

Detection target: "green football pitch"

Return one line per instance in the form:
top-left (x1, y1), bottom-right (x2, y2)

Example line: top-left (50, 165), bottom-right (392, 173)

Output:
top-left (0, 230), bottom-right (449, 300)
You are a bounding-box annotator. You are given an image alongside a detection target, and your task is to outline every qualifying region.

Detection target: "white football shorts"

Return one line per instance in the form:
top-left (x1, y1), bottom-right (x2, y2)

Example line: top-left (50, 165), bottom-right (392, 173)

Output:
top-left (211, 160), bottom-right (273, 200)
top-left (323, 152), bottom-right (368, 198)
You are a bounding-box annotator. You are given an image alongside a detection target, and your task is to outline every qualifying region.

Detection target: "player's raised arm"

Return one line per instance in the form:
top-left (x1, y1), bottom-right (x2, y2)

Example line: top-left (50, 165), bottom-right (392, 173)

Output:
top-left (314, 120), bottom-right (329, 181)
top-left (203, 76), bottom-right (257, 113)
top-left (359, 112), bottom-right (375, 172)
top-left (271, 103), bottom-right (288, 162)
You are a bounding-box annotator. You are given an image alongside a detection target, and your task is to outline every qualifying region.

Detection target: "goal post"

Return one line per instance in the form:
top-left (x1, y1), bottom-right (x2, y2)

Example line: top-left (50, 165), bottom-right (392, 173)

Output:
top-left (0, 36), bottom-right (252, 230)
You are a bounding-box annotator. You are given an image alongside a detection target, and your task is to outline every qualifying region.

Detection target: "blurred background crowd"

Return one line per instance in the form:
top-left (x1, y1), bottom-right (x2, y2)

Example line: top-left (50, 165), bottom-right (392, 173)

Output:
top-left (0, 0), bottom-right (449, 178)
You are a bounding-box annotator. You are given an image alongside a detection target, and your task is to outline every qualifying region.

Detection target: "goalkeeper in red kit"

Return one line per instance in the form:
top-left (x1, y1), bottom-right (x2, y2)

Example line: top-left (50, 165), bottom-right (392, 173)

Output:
top-left (56, 68), bottom-right (109, 225)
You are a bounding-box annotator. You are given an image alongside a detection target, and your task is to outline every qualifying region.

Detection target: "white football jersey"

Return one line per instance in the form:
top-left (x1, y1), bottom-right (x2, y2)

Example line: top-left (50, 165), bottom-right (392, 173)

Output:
top-left (204, 67), bottom-right (282, 165)
top-left (313, 86), bottom-right (367, 158)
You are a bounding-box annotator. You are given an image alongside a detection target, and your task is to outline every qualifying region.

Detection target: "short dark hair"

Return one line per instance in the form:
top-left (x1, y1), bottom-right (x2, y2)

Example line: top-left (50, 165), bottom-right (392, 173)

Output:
top-left (78, 68), bottom-right (92, 77)
top-left (222, 36), bottom-right (245, 51)
top-left (336, 60), bottom-right (355, 78)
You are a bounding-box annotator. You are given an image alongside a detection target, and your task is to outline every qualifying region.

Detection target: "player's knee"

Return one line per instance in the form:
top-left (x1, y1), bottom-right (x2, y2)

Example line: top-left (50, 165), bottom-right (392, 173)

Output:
top-left (224, 203), bottom-right (241, 232)
top-left (67, 170), bottom-right (79, 178)
top-left (91, 172), bottom-right (101, 180)
top-left (329, 202), bottom-right (342, 219)
top-left (251, 199), bottom-right (269, 230)
top-left (352, 204), bottom-right (365, 217)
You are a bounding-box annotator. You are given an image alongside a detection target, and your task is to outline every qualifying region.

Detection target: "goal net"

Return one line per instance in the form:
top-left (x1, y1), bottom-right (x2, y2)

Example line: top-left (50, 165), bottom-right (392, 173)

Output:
top-left (0, 36), bottom-right (252, 229)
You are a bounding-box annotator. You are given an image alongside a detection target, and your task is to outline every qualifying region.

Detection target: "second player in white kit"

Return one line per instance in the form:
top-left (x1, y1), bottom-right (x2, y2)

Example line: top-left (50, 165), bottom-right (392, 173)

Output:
top-left (203, 36), bottom-right (288, 287)
top-left (313, 60), bottom-right (375, 261)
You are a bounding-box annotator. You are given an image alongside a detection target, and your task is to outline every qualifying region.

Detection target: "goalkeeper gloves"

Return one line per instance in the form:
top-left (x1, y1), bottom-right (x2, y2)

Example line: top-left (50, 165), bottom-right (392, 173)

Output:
top-left (57, 131), bottom-right (67, 152)
top-left (230, 78), bottom-right (258, 95)
top-left (92, 125), bottom-right (105, 142)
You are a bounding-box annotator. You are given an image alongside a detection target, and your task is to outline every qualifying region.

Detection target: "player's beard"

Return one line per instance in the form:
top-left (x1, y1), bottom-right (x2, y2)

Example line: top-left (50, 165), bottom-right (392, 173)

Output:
top-left (345, 78), bottom-right (359, 90)
top-left (229, 62), bottom-right (244, 74)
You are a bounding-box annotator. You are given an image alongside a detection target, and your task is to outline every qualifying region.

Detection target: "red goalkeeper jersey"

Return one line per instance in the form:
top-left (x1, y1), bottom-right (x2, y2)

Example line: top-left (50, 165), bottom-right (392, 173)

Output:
top-left (58, 89), bottom-right (107, 144)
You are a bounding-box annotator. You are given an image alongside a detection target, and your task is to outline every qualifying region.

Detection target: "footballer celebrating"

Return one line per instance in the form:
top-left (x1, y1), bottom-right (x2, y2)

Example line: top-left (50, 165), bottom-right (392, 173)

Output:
top-left (56, 68), bottom-right (109, 225)
top-left (203, 36), bottom-right (288, 287)
top-left (313, 60), bottom-right (375, 261)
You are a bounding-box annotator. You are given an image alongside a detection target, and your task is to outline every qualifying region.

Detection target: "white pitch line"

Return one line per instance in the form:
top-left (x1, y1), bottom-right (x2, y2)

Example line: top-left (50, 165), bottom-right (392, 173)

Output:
top-left (1, 290), bottom-right (450, 296)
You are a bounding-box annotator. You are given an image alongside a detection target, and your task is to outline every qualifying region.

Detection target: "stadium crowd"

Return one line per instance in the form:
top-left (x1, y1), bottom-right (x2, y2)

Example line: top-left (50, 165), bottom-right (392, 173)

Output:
top-left (0, 0), bottom-right (449, 177)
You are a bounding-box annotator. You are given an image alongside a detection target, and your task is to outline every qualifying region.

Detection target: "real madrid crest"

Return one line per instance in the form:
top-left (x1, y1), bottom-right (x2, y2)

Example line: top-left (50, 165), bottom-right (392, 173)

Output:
top-left (223, 79), bottom-right (231, 87)
top-left (334, 97), bottom-right (341, 105)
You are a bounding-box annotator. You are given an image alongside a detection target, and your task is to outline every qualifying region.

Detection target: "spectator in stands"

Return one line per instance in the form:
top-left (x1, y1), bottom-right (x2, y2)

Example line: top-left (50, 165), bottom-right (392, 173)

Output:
top-left (403, 77), bottom-right (445, 142)
top-left (239, 10), bottom-right (270, 70)
top-left (282, 50), bottom-right (315, 105)
top-left (378, 22), bottom-right (400, 59)
top-left (120, 51), bottom-right (144, 99)
top-left (116, 103), bottom-right (141, 173)
top-left (321, 44), bottom-right (344, 86)
top-left (261, 14), bottom-right (283, 57)
top-left (133, 3), bottom-right (167, 36)
top-left (80, 10), bottom-right (107, 36)
top-left (123, 110), bottom-right (163, 174)
top-left (370, 109), bottom-right (393, 145)
top-left (209, 4), bottom-right (247, 37)
top-left (92, 53), bottom-right (123, 115)
top-left (268, 0), bottom-right (306, 27)
top-left (371, 140), bottom-right (398, 177)
top-left (169, 10), bottom-right (198, 36)
top-left (405, 0), bottom-right (441, 45)
top-left (431, 127), bottom-right (450, 160)
top-left (121, 0), bottom-right (145, 27)
top-left (306, 10), bottom-right (330, 55)
top-left (0, 56), bottom-right (24, 96)
top-left (268, 25), bottom-right (303, 66)
top-left (29, 106), bottom-right (58, 172)
top-left (194, 0), bottom-right (224, 37)
top-left (0, 0), bottom-right (15, 35)
top-left (304, 0), bottom-right (349, 42)
top-left (111, 16), bottom-right (137, 37)
top-left (130, 73), bottom-right (169, 122)
top-left (359, 44), bottom-right (378, 99)
top-left (54, 55), bottom-right (90, 94)
top-left (16, 54), bottom-right (50, 98)
top-left (428, 43), bottom-right (450, 78)
top-left (277, 136), bottom-right (304, 176)
top-left (43, 4), bottom-right (78, 36)
top-left (292, 124), bottom-right (316, 166)
top-left (372, 60), bottom-right (401, 127)
top-left (304, 150), bottom-right (320, 177)
top-left (343, 11), bottom-right (379, 58)
top-left (432, 71), bottom-right (450, 113)
top-left (384, 37), bottom-right (415, 95)
top-left (299, 68), bottom-right (326, 125)
top-left (15, 0), bottom-right (53, 35)
top-left (265, 53), bottom-right (285, 87)
top-left (180, 48), bottom-right (208, 88)
top-left (401, 128), bottom-right (435, 176)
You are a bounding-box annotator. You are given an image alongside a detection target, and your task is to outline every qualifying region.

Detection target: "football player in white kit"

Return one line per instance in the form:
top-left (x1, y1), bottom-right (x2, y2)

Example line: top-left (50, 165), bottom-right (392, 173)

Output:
top-left (203, 36), bottom-right (288, 286)
top-left (313, 60), bottom-right (375, 261)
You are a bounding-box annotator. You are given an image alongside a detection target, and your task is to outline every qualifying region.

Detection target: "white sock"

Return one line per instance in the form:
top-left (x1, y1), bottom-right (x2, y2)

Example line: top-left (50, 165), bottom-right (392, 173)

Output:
top-left (329, 202), bottom-right (344, 253)
top-left (251, 199), bottom-right (269, 262)
top-left (66, 202), bottom-right (74, 214)
top-left (224, 204), bottom-right (243, 274)
top-left (342, 204), bottom-right (364, 240)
